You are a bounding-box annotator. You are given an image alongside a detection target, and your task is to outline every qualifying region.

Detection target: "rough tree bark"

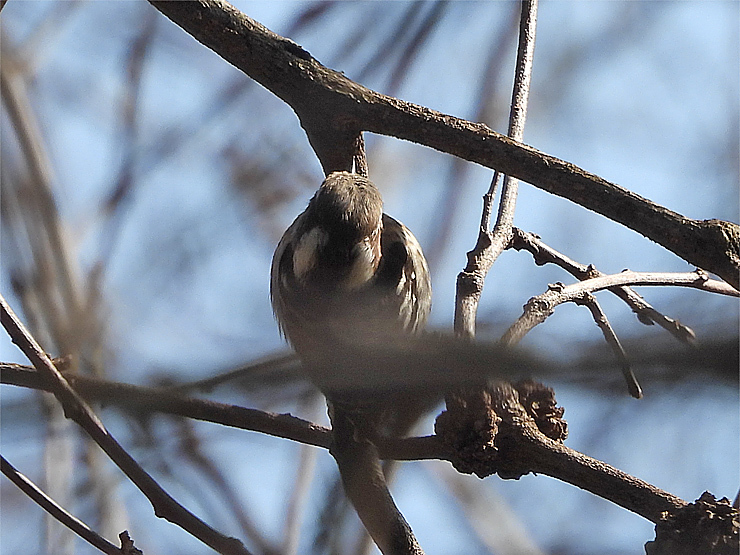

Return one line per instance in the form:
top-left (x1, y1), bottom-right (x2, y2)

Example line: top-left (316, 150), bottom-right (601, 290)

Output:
top-left (149, 0), bottom-right (740, 290)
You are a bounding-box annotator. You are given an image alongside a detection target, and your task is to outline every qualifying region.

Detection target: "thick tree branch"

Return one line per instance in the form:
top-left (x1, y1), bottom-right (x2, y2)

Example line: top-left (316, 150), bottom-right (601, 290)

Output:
top-left (435, 382), bottom-right (688, 524)
top-left (148, 0), bottom-right (739, 289)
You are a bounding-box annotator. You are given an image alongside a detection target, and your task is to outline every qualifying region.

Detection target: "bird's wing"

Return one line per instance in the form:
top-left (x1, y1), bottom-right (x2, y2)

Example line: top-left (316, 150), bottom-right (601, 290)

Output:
top-left (377, 214), bottom-right (432, 335)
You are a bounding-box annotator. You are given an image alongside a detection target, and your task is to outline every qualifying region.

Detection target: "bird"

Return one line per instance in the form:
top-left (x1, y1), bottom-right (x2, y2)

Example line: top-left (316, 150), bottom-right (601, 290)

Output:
top-left (270, 171), bottom-right (432, 434)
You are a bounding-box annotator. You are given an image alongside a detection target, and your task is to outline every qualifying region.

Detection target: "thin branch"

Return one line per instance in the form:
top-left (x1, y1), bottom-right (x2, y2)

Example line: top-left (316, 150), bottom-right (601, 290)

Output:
top-left (354, 2), bottom-right (425, 86)
top-left (167, 352), bottom-right (301, 394)
top-left (455, 0), bottom-right (538, 338)
top-left (509, 227), bottom-right (697, 344)
top-left (1, 359), bottom-right (443, 461)
top-left (0, 296), bottom-right (252, 555)
top-left (147, 0), bottom-right (740, 288)
top-left (98, 7), bottom-right (158, 271)
top-left (1, 58), bottom-right (85, 343)
top-left (281, 395), bottom-right (322, 555)
top-left (386, 1), bottom-right (447, 95)
top-left (1, 455), bottom-right (122, 555)
top-left (425, 4), bottom-right (520, 270)
top-left (501, 270), bottom-right (738, 347)
top-left (175, 419), bottom-right (278, 555)
top-left (0, 361), bottom-right (332, 450)
top-left (330, 409), bottom-right (425, 555)
top-left (1, 361), bottom-right (699, 523)
top-left (576, 292), bottom-right (642, 399)
top-left (426, 461), bottom-right (547, 555)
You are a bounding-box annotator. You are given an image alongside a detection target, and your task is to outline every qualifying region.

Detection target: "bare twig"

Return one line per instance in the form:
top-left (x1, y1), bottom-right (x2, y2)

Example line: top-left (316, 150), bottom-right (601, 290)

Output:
top-left (1, 360), bottom-right (332, 449)
top-left (425, 4), bottom-right (520, 269)
top-left (354, 3), bottom-right (424, 86)
top-left (0, 296), bottom-right (252, 555)
top-left (2, 40), bottom-right (100, 552)
top-left (455, 0), bottom-right (538, 338)
top-left (386, 1), bottom-right (447, 95)
top-left (1, 455), bottom-right (122, 555)
top-left (501, 270), bottom-right (738, 347)
top-left (1, 59), bottom-right (85, 345)
top-left (426, 461), bottom-right (546, 555)
top-left (576, 293), bottom-right (642, 398)
top-left (98, 8), bottom-right (158, 271)
top-left (509, 227), bottom-right (697, 343)
top-left (176, 419), bottom-right (278, 555)
top-left (167, 352), bottom-right (301, 394)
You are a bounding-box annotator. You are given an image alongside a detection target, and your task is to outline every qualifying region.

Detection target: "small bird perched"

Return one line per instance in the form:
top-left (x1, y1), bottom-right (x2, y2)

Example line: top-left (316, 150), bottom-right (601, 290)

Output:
top-left (270, 171), bottom-right (432, 430)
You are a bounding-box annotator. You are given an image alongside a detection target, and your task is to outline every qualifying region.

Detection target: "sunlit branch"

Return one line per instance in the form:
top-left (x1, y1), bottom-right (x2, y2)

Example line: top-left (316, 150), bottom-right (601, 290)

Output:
top-left (455, 0), bottom-right (538, 339)
top-left (501, 270), bottom-right (738, 347)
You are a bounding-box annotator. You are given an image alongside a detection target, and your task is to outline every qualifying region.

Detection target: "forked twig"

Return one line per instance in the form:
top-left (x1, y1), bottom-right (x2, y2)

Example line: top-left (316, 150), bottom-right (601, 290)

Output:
top-left (501, 270), bottom-right (737, 349)
top-left (508, 227), bottom-right (709, 397)
top-left (510, 227), bottom-right (696, 343)
top-left (455, 0), bottom-right (538, 340)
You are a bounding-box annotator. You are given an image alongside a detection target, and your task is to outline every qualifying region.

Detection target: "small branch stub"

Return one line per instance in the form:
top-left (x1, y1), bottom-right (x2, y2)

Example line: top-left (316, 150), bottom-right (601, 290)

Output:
top-left (119, 531), bottom-right (143, 555)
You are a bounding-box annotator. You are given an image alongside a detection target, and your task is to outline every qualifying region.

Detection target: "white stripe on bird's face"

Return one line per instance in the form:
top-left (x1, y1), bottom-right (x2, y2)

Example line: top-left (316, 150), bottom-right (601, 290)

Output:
top-left (290, 223), bottom-right (381, 291)
top-left (344, 228), bottom-right (381, 290)
top-left (292, 226), bottom-right (328, 280)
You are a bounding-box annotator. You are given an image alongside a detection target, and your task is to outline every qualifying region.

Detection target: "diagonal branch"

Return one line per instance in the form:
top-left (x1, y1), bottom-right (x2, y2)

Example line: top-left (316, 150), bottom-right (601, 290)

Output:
top-left (148, 0), bottom-right (740, 288)
top-left (0, 359), bottom-right (702, 524)
top-left (0, 296), bottom-right (252, 555)
top-left (1, 360), bottom-right (332, 450)
top-left (575, 292), bottom-right (642, 398)
top-left (1, 455), bottom-right (123, 555)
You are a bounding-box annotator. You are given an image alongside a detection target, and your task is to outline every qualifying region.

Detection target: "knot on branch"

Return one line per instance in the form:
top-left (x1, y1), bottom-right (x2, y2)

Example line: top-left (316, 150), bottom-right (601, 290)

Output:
top-left (434, 380), bottom-right (567, 479)
top-left (645, 492), bottom-right (739, 555)
top-left (456, 270), bottom-right (485, 299)
top-left (516, 379), bottom-right (568, 441)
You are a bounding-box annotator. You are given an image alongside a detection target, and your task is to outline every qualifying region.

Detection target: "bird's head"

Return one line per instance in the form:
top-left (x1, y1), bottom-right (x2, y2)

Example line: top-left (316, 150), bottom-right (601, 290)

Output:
top-left (292, 172), bottom-right (384, 290)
